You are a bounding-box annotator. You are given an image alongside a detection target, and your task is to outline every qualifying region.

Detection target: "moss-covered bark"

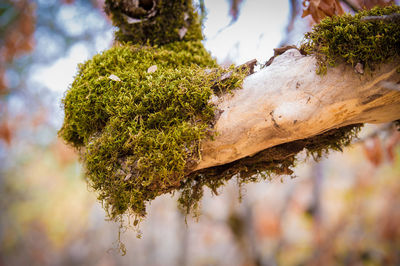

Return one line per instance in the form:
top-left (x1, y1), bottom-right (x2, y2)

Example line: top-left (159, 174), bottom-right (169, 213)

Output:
top-left (59, 41), bottom-right (246, 219)
top-left (301, 5), bottom-right (400, 74)
top-left (59, 2), bottom-right (398, 236)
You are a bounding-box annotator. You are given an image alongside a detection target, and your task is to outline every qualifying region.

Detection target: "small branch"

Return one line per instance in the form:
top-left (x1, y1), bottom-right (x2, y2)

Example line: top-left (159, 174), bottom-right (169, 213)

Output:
top-left (361, 13), bottom-right (400, 22)
top-left (340, 0), bottom-right (359, 13)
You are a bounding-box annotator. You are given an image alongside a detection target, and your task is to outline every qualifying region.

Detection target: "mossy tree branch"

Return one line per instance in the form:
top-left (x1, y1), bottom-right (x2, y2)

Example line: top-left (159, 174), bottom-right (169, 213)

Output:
top-left (59, 4), bottom-right (400, 222)
top-left (192, 49), bottom-right (400, 172)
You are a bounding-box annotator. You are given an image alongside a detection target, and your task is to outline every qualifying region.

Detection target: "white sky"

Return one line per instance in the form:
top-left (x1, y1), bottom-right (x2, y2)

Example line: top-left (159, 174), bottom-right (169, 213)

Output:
top-left (30, 0), bottom-right (289, 94)
top-left (203, 0), bottom-right (289, 64)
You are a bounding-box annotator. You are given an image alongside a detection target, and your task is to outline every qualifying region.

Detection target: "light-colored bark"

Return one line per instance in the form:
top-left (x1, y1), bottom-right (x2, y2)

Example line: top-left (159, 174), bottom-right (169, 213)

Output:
top-left (195, 49), bottom-right (400, 171)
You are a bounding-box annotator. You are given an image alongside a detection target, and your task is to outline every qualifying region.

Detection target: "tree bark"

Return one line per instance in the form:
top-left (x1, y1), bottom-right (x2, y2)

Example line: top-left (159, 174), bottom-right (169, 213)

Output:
top-left (194, 49), bottom-right (400, 171)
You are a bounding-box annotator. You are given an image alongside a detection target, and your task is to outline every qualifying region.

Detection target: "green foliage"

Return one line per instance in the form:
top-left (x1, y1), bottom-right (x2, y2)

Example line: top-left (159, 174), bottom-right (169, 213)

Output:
top-left (301, 5), bottom-right (400, 74)
top-left (59, 41), bottom-right (246, 219)
top-left (105, 0), bottom-right (204, 45)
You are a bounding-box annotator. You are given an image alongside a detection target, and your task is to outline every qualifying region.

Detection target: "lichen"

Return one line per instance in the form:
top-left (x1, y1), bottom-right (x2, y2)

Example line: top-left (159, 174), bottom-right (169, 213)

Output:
top-left (300, 5), bottom-right (400, 74)
top-left (59, 41), bottom-right (246, 220)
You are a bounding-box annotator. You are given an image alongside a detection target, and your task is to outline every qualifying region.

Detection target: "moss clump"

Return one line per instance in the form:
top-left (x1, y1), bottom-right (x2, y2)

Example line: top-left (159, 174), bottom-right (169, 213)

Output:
top-left (301, 5), bottom-right (400, 74)
top-left (105, 0), bottom-right (204, 45)
top-left (59, 41), bottom-right (245, 219)
top-left (60, 1), bottom-right (374, 233)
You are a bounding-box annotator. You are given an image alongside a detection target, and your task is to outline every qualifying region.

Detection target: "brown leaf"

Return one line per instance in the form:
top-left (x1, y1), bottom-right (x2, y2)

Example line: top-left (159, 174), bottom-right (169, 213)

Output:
top-left (302, 0), bottom-right (344, 23)
top-left (147, 65), bottom-right (157, 73)
top-left (108, 74), bottom-right (121, 81)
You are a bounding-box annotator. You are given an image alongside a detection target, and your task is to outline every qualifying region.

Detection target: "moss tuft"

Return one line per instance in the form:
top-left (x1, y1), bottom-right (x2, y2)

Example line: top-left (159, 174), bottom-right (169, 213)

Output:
top-left (59, 41), bottom-right (246, 219)
top-left (105, 0), bottom-right (204, 45)
top-left (300, 5), bottom-right (400, 74)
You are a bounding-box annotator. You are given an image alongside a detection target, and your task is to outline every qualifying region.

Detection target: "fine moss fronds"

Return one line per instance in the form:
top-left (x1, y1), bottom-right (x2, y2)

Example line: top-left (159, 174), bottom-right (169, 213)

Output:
top-left (301, 5), bottom-right (400, 74)
top-left (59, 41), bottom-right (246, 219)
top-left (105, 0), bottom-right (204, 45)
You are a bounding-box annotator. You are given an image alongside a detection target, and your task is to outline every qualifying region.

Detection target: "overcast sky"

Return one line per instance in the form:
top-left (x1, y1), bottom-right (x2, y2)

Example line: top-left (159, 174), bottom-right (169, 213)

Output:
top-left (30, 0), bottom-right (289, 96)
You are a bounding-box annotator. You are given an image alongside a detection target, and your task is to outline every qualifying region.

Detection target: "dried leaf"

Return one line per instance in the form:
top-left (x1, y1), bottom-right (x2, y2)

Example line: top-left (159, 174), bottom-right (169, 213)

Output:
top-left (302, 0), bottom-right (344, 23)
top-left (108, 74), bottom-right (121, 81)
top-left (125, 16), bottom-right (142, 24)
top-left (178, 27), bottom-right (187, 40)
top-left (147, 65), bottom-right (157, 73)
top-left (354, 62), bottom-right (364, 74)
top-left (124, 173), bottom-right (132, 181)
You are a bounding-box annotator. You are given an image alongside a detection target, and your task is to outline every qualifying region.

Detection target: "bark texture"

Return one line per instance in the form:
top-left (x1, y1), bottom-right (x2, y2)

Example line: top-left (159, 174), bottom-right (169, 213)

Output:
top-left (195, 49), bottom-right (400, 171)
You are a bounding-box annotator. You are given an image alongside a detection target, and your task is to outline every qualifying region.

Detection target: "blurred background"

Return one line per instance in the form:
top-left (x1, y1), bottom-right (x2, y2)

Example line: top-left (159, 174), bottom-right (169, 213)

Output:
top-left (0, 0), bottom-right (399, 265)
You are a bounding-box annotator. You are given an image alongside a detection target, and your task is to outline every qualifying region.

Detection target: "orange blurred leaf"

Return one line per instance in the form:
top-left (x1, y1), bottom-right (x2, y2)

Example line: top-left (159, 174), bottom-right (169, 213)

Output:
top-left (386, 131), bottom-right (400, 163)
top-left (1, 0), bottom-right (36, 62)
top-left (0, 122), bottom-right (12, 145)
top-left (255, 212), bottom-right (282, 238)
top-left (0, 68), bottom-right (7, 92)
top-left (362, 136), bottom-right (383, 166)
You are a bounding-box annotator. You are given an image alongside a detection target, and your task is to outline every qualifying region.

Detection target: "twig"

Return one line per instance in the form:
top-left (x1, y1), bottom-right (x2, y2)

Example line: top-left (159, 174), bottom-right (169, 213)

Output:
top-left (361, 13), bottom-right (400, 22)
top-left (340, 0), bottom-right (359, 13)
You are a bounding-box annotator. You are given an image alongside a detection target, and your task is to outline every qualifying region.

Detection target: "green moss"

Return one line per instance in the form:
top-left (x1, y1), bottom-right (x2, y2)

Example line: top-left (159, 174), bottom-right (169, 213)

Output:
top-left (105, 0), bottom-right (204, 45)
top-left (59, 41), bottom-right (246, 219)
top-left (300, 5), bottom-right (400, 74)
top-left (60, 1), bottom-right (375, 238)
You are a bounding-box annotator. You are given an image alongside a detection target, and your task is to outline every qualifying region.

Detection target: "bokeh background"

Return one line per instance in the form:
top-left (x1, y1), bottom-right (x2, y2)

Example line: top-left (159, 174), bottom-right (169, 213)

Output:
top-left (0, 0), bottom-right (399, 265)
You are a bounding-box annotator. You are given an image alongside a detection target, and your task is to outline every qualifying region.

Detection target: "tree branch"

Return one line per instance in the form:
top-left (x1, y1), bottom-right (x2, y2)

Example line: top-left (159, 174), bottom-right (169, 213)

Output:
top-left (340, 0), bottom-right (359, 13)
top-left (361, 13), bottom-right (400, 22)
top-left (192, 49), bottom-right (400, 171)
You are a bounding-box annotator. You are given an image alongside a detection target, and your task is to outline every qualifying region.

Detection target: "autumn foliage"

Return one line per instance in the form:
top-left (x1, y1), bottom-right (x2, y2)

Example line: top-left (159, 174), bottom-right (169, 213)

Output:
top-left (0, 0), bottom-right (35, 92)
top-left (302, 0), bottom-right (395, 22)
